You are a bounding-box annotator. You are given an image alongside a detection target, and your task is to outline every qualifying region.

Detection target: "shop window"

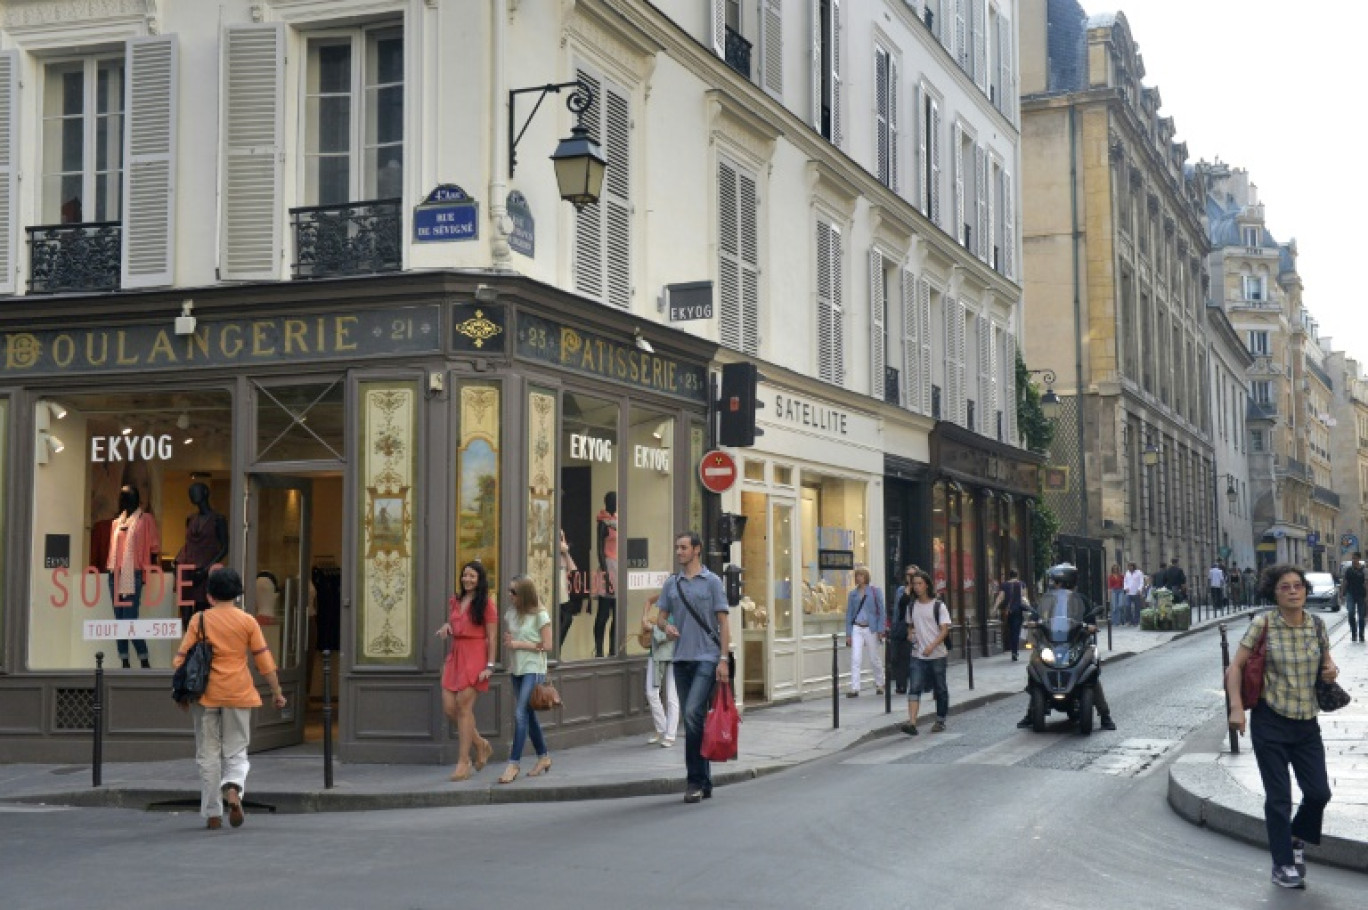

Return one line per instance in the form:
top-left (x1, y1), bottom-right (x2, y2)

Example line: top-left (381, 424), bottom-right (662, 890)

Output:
top-left (744, 458), bottom-right (765, 482)
top-left (558, 392), bottom-right (620, 661)
top-left (799, 476), bottom-right (866, 635)
top-left (255, 379), bottom-right (344, 461)
top-left (29, 390), bottom-right (233, 671)
top-left (0, 399), bottom-right (7, 653)
top-left (623, 411), bottom-right (675, 656)
top-left (774, 464), bottom-right (793, 486)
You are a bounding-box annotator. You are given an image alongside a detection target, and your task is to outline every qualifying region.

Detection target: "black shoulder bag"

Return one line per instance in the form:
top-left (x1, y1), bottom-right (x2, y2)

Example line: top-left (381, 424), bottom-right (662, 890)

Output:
top-left (670, 575), bottom-right (735, 682)
top-left (171, 611), bottom-right (213, 704)
top-left (1313, 616), bottom-right (1351, 712)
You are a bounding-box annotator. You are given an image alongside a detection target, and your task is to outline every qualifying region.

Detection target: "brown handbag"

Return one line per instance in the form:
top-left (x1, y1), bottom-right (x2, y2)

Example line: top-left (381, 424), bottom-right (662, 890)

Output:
top-left (529, 676), bottom-right (561, 711)
top-left (1240, 616), bottom-right (1268, 708)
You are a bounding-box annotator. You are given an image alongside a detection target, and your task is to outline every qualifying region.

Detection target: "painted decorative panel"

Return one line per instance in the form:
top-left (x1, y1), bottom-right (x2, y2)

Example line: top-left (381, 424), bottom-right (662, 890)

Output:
top-left (526, 388), bottom-right (557, 612)
top-left (357, 381), bottom-right (417, 664)
top-left (457, 383), bottom-right (501, 591)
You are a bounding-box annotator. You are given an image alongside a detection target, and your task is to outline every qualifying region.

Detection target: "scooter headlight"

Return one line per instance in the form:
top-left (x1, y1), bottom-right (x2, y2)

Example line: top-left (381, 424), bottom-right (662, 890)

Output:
top-left (1039, 647), bottom-right (1056, 665)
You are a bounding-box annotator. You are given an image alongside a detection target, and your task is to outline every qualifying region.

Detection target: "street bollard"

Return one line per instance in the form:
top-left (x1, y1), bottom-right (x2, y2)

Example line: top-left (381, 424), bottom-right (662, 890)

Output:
top-left (831, 634), bottom-right (840, 730)
top-left (883, 633), bottom-right (892, 715)
top-left (322, 649), bottom-right (335, 789)
top-left (1218, 623), bottom-right (1239, 755)
top-left (92, 651), bottom-right (105, 788)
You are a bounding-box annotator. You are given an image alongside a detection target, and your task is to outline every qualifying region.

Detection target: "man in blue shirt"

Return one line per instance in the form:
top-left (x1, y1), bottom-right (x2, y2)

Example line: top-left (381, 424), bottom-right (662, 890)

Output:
top-left (660, 531), bottom-right (731, 804)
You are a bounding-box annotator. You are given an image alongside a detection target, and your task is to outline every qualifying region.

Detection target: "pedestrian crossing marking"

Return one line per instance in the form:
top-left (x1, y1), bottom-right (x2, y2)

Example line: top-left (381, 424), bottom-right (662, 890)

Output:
top-left (841, 732), bottom-right (963, 764)
top-left (955, 731), bottom-right (1060, 766)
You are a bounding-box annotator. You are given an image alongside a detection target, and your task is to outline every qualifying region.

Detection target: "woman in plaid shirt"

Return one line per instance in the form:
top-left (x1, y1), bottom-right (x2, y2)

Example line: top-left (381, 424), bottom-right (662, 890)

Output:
top-left (1224, 565), bottom-right (1341, 890)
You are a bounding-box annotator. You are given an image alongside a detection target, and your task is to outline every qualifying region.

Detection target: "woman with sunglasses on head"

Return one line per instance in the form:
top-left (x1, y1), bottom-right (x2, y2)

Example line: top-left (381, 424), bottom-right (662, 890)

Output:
top-left (498, 575), bottom-right (553, 783)
top-left (436, 561), bottom-right (498, 781)
top-left (1224, 564), bottom-right (1340, 890)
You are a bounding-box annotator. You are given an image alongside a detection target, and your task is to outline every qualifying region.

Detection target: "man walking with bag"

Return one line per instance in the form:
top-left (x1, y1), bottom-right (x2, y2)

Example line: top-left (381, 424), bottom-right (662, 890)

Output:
top-left (660, 531), bottom-right (731, 804)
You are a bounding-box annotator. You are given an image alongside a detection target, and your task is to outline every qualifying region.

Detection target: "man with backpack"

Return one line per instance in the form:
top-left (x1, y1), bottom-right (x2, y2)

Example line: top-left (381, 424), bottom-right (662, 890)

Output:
top-left (901, 568), bottom-right (952, 735)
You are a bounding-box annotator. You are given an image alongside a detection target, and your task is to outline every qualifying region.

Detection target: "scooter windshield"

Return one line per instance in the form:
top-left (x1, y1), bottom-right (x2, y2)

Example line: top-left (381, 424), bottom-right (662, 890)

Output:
top-left (1036, 591), bottom-right (1090, 643)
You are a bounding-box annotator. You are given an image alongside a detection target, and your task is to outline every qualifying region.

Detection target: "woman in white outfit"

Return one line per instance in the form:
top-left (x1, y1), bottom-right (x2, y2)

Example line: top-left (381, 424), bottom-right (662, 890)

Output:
top-left (642, 594), bottom-right (679, 746)
top-left (844, 566), bottom-right (886, 697)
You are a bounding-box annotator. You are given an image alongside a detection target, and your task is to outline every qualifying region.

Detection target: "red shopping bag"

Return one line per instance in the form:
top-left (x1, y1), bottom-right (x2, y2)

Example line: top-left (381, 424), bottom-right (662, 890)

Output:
top-left (701, 680), bottom-right (739, 762)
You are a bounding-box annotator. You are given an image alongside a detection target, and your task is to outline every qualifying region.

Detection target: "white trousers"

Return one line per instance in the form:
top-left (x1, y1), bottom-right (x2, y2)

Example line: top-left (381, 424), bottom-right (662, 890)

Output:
top-left (645, 656), bottom-right (680, 739)
top-left (191, 704), bottom-right (253, 819)
top-left (850, 625), bottom-right (884, 692)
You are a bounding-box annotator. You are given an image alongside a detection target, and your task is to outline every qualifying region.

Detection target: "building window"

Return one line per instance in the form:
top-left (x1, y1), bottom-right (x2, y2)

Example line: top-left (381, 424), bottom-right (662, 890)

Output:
top-left (304, 26), bottom-right (403, 206)
top-left (1250, 429), bottom-right (1265, 452)
top-left (815, 0), bottom-right (842, 145)
top-left (42, 57), bottom-right (125, 224)
top-left (918, 88), bottom-right (943, 224)
top-left (1247, 330), bottom-right (1269, 357)
top-left (1252, 380), bottom-right (1272, 405)
top-left (574, 68), bottom-right (632, 309)
top-left (1243, 275), bottom-right (1265, 302)
top-left (558, 392), bottom-right (621, 662)
top-left (874, 46), bottom-right (898, 191)
top-left (1242, 226), bottom-right (1259, 247)
top-left (29, 390), bottom-right (234, 671)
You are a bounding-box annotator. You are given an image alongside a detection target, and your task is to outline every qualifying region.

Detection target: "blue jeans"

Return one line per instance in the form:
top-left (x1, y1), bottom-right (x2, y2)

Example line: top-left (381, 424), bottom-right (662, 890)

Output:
top-left (1127, 594), bottom-right (1143, 625)
top-left (907, 656), bottom-right (949, 720)
top-left (108, 571), bottom-right (148, 661)
top-left (1250, 702), bottom-right (1331, 869)
top-left (673, 660), bottom-right (718, 792)
top-left (508, 673), bottom-right (548, 763)
top-left (1346, 594), bottom-right (1366, 639)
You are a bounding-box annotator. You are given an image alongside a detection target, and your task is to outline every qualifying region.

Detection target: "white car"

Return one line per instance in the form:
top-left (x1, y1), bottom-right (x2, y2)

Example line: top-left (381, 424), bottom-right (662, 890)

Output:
top-left (1304, 572), bottom-right (1339, 611)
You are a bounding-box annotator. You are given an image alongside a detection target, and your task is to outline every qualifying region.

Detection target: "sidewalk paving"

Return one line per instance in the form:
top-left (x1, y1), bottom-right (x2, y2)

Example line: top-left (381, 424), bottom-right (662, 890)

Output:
top-left (1168, 608), bottom-right (1368, 872)
top-left (4, 604), bottom-right (1363, 871)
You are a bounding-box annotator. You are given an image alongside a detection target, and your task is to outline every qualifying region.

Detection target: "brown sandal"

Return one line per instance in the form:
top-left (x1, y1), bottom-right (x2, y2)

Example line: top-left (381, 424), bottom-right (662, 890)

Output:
top-left (474, 738), bottom-right (493, 771)
top-left (221, 784), bottom-right (245, 828)
top-left (448, 763), bottom-right (472, 782)
top-left (528, 756), bottom-right (552, 777)
top-left (497, 764), bottom-right (520, 784)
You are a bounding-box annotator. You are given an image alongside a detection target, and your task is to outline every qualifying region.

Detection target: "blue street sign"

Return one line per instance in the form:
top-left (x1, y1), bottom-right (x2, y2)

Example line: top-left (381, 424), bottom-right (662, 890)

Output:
top-left (414, 184), bottom-right (479, 243)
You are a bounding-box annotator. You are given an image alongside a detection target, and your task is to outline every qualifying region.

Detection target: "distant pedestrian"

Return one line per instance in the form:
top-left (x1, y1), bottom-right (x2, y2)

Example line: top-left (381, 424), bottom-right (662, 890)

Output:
top-left (1339, 552), bottom-right (1367, 642)
top-left (497, 574), bottom-right (553, 784)
top-left (1165, 557), bottom-right (1188, 603)
top-left (1244, 566), bottom-right (1258, 606)
top-left (1225, 564), bottom-right (1339, 890)
top-left (1107, 564), bottom-right (1125, 625)
top-left (1122, 562), bottom-right (1145, 625)
top-left (174, 567), bottom-right (287, 830)
top-left (845, 566), bottom-right (886, 697)
top-left (1228, 563), bottom-right (1243, 610)
top-left (901, 569), bottom-right (951, 736)
top-left (659, 531), bottom-right (731, 804)
top-left (1208, 561), bottom-right (1226, 613)
top-left (993, 569), bottom-right (1026, 660)
top-left (888, 565), bottom-right (919, 694)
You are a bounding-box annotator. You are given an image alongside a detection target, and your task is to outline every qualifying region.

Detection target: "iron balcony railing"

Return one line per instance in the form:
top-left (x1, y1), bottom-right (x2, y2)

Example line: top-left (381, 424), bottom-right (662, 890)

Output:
top-left (1312, 485), bottom-right (1341, 509)
top-left (290, 197), bottom-right (402, 280)
top-left (884, 366), bottom-right (901, 405)
top-left (724, 26), bottom-right (752, 79)
top-left (26, 222), bottom-right (121, 294)
top-left (931, 384), bottom-right (942, 421)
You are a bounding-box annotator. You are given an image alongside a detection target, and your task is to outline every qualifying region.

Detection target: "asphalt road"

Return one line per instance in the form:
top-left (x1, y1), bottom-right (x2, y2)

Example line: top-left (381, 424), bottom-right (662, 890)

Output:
top-left (2, 629), bottom-right (1361, 909)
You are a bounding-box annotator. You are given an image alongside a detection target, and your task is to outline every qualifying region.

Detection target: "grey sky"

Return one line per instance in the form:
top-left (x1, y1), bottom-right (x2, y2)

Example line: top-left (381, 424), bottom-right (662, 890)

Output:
top-left (1095, 1), bottom-right (1363, 365)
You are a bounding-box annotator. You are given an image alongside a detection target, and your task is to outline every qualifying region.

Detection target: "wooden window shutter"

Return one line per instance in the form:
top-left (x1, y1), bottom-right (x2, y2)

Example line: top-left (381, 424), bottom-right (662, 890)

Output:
top-left (977, 312), bottom-right (992, 421)
top-left (901, 269), bottom-right (920, 412)
top-left (999, 15), bottom-right (1013, 119)
top-left (1005, 330), bottom-right (1019, 444)
top-left (122, 35), bottom-right (178, 289)
top-left (953, 124), bottom-right (964, 247)
top-left (955, 0), bottom-right (968, 69)
top-left (1003, 170), bottom-right (1015, 277)
top-left (603, 81), bottom-right (632, 309)
top-left (220, 24), bottom-right (284, 281)
top-left (975, 144), bottom-right (987, 261)
top-left (831, 0), bottom-right (843, 148)
top-left (870, 249), bottom-right (886, 400)
top-left (762, 0), bottom-right (784, 96)
top-left (0, 50), bottom-right (17, 295)
top-left (930, 100), bottom-right (941, 227)
top-left (972, 0), bottom-right (986, 90)
top-left (711, 0), bottom-right (726, 57)
top-left (810, 0), bottom-right (822, 133)
top-left (918, 278), bottom-right (933, 414)
top-left (738, 168), bottom-right (760, 355)
top-left (875, 48), bottom-right (890, 187)
top-left (888, 56), bottom-right (899, 193)
top-left (916, 84), bottom-right (927, 215)
top-left (719, 160), bottom-right (759, 356)
top-left (817, 221), bottom-right (844, 385)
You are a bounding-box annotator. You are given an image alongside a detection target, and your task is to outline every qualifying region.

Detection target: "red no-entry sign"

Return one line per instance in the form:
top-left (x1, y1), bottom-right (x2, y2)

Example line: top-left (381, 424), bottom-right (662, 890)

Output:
top-left (698, 449), bottom-right (738, 494)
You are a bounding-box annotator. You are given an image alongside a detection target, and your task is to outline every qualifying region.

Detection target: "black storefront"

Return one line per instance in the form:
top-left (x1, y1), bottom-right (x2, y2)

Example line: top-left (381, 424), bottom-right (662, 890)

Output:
top-left (0, 273), bottom-right (714, 763)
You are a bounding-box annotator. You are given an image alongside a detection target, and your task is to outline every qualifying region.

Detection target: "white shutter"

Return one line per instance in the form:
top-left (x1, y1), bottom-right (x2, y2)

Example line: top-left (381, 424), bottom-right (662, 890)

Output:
top-left (719, 160), bottom-right (740, 351)
top-left (870, 249), bottom-right (886, 400)
top-left (955, 0), bottom-right (968, 68)
top-left (918, 278), bottom-right (933, 414)
top-left (999, 15), bottom-right (1012, 117)
top-left (575, 69), bottom-right (604, 298)
top-left (875, 48), bottom-right (889, 187)
top-left (830, 0), bottom-right (842, 148)
top-left (1003, 170), bottom-right (1015, 277)
top-left (817, 221), bottom-right (844, 386)
top-left (916, 84), bottom-right (927, 215)
top-left (762, 0), bottom-right (784, 96)
top-left (1006, 330), bottom-right (1019, 444)
top-left (974, 144), bottom-right (987, 261)
top-left (953, 124), bottom-right (964, 247)
top-left (710, 0), bottom-right (726, 57)
top-left (888, 56), bottom-right (899, 194)
top-left (0, 51), bottom-right (17, 295)
top-left (972, 0), bottom-right (986, 90)
top-left (603, 81), bottom-right (632, 309)
top-left (902, 269), bottom-right (920, 412)
top-left (987, 160), bottom-right (997, 268)
top-left (930, 100), bottom-right (942, 226)
top-left (122, 35), bottom-right (178, 288)
top-left (945, 297), bottom-right (967, 426)
top-left (221, 24), bottom-right (284, 281)
top-left (990, 321), bottom-right (1002, 439)
top-left (977, 312), bottom-right (992, 431)
top-left (811, 0), bottom-right (822, 132)
top-left (738, 169), bottom-right (759, 355)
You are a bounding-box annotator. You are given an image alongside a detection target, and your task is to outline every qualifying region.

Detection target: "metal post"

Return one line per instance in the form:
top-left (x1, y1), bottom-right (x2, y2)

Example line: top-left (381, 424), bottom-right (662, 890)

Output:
top-left (1218, 623), bottom-right (1239, 755)
top-left (322, 649), bottom-right (335, 789)
top-left (92, 652), bottom-right (104, 787)
top-left (831, 634), bottom-right (840, 730)
top-left (959, 606), bottom-right (974, 691)
top-left (883, 633), bottom-right (892, 714)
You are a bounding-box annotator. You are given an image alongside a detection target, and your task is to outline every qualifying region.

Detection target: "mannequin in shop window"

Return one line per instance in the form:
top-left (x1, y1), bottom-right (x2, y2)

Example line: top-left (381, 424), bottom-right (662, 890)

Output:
top-left (107, 485), bottom-right (161, 668)
top-left (174, 483), bottom-right (229, 628)
top-left (594, 491), bottom-right (618, 657)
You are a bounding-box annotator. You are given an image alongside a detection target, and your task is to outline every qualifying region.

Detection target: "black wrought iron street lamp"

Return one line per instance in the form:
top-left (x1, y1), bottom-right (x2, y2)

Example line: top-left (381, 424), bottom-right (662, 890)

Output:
top-left (509, 80), bottom-right (606, 210)
top-left (1142, 437), bottom-right (1161, 467)
top-left (1028, 368), bottom-right (1061, 420)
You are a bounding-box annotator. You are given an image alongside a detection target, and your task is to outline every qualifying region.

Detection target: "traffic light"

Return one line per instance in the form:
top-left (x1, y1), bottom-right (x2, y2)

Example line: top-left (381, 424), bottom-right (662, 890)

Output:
top-left (718, 362), bottom-right (763, 447)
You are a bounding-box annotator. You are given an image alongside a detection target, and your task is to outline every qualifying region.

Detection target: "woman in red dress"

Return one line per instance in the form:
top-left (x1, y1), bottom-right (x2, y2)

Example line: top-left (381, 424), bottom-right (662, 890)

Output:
top-left (436, 561), bottom-right (498, 780)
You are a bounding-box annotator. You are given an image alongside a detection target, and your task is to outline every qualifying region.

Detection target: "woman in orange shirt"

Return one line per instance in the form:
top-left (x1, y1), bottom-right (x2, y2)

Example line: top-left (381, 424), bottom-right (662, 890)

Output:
top-left (173, 567), bottom-right (286, 830)
top-left (436, 561), bottom-right (498, 781)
